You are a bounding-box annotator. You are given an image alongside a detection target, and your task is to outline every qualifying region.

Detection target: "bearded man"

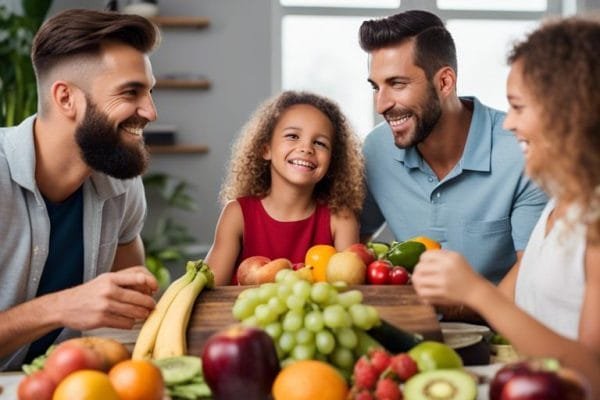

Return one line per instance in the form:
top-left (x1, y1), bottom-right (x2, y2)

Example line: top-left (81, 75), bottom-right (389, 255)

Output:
top-left (0, 9), bottom-right (160, 370)
top-left (358, 10), bottom-right (547, 284)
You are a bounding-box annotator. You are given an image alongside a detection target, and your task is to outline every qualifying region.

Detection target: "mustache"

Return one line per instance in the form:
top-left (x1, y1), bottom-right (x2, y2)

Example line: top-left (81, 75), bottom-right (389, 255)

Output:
top-left (121, 115), bottom-right (150, 129)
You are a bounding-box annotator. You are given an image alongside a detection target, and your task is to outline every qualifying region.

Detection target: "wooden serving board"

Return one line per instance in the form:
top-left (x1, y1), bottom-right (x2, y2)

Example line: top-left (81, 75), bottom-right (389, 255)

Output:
top-left (185, 285), bottom-right (442, 356)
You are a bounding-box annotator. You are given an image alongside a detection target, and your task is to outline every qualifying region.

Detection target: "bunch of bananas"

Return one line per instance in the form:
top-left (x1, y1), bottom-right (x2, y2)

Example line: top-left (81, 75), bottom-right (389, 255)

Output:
top-left (132, 259), bottom-right (214, 360)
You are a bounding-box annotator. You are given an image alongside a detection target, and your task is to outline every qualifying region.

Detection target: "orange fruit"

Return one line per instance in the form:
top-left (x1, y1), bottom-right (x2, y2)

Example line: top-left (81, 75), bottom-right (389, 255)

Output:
top-left (408, 236), bottom-right (441, 250)
top-left (272, 360), bottom-right (348, 400)
top-left (304, 245), bottom-right (337, 282)
top-left (108, 359), bottom-right (164, 400)
top-left (52, 369), bottom-right (120, 400)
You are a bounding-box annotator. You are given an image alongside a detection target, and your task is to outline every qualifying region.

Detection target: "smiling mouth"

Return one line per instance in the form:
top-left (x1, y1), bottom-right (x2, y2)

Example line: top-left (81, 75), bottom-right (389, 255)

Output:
top-left (121, 125), bottom-right (144, 137)
top-left (517, 138), bottom-right (530, 153)
top-left (386, 112), bottom-right (412, 128)
top-left (288, 159), bottom-right (316, 170)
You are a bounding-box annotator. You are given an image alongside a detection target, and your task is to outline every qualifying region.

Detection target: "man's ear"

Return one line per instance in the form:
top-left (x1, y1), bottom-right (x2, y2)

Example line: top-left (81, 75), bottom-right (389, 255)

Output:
top-left (434, 66), bottom-right (456, 98)
top-left (50, 81), bottom-right (81, 119)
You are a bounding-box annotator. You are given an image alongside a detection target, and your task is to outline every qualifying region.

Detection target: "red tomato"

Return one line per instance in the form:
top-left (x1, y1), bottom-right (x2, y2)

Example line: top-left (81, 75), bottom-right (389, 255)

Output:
top-left (389, 266), bottom-right (410, 285)
top-left (367, 260), bottom-right (392, 284)
top-left (17, 370), bottom-right (56, 400)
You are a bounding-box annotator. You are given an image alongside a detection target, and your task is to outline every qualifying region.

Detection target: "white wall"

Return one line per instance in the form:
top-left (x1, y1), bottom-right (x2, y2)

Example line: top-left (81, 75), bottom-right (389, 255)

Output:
top-left (49, 0), bottom-right (274, 252)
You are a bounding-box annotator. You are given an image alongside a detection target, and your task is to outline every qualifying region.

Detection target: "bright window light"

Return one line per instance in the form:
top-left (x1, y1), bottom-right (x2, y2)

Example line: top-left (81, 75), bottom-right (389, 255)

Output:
top-left (281, 0), bottom-right (400, 8)
top-left (438, 0), bottom-right (547, 11)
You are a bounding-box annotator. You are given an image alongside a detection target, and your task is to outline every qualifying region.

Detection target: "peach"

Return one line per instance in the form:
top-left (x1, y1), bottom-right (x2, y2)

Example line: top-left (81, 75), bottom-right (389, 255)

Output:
top-left (237, 256), bottom-right (292, 285)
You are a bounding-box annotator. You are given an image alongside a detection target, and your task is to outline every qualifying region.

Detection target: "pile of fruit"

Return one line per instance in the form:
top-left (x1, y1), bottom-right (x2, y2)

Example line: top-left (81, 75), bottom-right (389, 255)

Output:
top-left (236, 236), bottom-right (441, 287)
top-left (349, 341), bottom-right (477, 400)
top-left (17, 337), bottom-right (165, 400)
top-left (232, 270), bottom-right (382, 378)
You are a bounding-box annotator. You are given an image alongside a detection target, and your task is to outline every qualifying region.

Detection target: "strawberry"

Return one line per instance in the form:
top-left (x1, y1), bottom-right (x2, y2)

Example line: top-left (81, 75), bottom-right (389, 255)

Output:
top-left (374, 377), bottom-right (402, 400)
top-left (368, 348), bottom-right (392, 374)
top-left (353, 356), bottom-right (379, 390)
top-left (353, 389), bottom-right (375, 400)
top-left (389, 353), bottom-right (418, 382)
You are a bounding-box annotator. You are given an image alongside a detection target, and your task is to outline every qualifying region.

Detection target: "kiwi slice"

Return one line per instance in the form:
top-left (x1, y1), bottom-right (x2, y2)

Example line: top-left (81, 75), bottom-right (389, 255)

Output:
top-left (404, 369), bottom-right (477, 400)
top-left (153, 355), bottom-right (202, 385)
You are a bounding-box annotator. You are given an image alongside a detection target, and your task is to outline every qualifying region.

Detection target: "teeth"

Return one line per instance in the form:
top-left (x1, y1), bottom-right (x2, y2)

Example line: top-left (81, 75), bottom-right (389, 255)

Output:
top-left (387, 114), bottom-right (411, 127)
top-left (289, 159), bottom-right (315, 169)
top-left (123, 127), bottom-right (143, 136)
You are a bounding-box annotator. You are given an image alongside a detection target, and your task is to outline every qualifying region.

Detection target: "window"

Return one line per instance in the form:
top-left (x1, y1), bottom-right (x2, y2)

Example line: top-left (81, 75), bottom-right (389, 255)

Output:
top-left (276, 1), bottom-right (566, 137)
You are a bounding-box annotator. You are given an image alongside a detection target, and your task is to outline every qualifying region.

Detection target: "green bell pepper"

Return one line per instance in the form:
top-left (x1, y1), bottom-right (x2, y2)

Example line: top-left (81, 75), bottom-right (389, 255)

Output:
top-left (385, 241), bottom-right (426, 272)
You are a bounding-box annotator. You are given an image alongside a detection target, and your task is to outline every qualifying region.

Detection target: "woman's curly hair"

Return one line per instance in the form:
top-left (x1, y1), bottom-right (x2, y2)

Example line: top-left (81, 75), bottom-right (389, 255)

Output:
top-left (508, 16), bottom-right (600, 241)
top-left (219, 91), bottom-right (365, 216)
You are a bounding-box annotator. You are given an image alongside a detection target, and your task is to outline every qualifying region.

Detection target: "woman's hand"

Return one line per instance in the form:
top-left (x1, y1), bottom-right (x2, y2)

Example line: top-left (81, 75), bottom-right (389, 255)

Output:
top-left (412, 249), bottom-right (484, 306)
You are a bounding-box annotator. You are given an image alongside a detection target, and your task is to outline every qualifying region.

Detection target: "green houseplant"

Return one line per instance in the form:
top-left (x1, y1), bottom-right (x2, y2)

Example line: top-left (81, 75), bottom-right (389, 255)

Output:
top-left (142, 173), bottom-right (199, 289)
top-left (0, 0), bottom-right (53, 126)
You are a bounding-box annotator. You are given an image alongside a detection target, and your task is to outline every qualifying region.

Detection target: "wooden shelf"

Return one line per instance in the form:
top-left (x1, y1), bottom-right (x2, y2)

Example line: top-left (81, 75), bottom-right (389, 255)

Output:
top-left (150, 16), bottom-right (210, 29)
top-left (148, 144), bottom-right (209, 155)
top-left (155, 79), bottom-right (211, 89)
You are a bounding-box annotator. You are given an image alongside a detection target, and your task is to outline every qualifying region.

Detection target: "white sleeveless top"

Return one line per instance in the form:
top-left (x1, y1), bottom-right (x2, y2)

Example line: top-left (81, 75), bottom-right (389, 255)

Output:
top-left (514, 198), bottom-right (586, 340)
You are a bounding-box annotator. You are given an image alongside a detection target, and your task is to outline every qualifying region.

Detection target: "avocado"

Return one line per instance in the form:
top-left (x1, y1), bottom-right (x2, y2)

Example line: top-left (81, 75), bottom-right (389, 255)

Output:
top-left (404, 369), bottom-right (477, 400)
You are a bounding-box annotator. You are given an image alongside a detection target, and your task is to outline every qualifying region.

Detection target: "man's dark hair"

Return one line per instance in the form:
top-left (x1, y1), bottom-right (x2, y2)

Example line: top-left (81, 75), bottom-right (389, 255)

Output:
top-left (359, 10), bottom-right (457, 79)
top-left (32, 8), bottom-right (160, 81)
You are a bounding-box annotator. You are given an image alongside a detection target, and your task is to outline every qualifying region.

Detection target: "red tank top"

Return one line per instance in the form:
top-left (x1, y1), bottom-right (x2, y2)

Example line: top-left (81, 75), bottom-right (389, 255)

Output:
top-left (234, 196), bottom-right (333, 283)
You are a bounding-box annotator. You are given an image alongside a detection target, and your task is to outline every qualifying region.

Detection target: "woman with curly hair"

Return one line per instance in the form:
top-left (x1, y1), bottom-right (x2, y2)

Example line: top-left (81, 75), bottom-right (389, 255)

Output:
top-left (205, 91), bottom-right (365, 285)
top-left (413, 16), bottom-right (600, 392)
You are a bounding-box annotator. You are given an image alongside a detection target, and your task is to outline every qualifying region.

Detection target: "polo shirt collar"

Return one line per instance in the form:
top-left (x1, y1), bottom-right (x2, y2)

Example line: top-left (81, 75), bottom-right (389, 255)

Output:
top-left (393, 96), bottom-right (491, 173)
top-left (6, 115), bottom-right (129, 202)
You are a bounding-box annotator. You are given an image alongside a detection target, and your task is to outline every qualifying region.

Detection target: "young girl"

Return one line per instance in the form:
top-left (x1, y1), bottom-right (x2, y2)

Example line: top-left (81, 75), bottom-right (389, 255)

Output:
top-left (412, 17), bottom-right (600, 392)
top-left (205, 91), bottom-right (365, 285)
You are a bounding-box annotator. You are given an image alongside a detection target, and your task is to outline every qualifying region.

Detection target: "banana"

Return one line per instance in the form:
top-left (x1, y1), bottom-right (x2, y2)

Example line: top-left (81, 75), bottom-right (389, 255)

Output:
top-left (152, 261), bottom-right (214, 359)
top-left (132, 263), bottom-right (198, 360)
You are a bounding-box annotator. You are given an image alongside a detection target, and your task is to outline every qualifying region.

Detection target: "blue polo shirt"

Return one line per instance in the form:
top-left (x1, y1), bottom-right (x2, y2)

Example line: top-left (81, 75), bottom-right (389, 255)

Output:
top-left (360, 97), bottom-right (548, 283)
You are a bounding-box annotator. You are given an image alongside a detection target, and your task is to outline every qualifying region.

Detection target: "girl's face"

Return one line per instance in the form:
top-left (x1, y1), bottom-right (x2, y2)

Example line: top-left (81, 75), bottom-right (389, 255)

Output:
top-left (503, 60), bottom-right (549, 181)
top-left (263, 103), bottom-right (334, 189)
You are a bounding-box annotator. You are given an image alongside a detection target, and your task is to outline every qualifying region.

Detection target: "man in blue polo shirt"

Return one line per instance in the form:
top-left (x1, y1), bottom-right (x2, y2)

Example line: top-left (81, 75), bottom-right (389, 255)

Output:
top-left (0, 9), bottom-right (161, 371)
top-left (358, 11), bottom-right (547, 284)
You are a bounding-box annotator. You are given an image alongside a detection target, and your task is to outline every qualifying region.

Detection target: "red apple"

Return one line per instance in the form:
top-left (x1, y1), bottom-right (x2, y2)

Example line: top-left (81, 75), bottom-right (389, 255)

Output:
top-left (292, 262), bottom-right (305, 271)
top-left (345, 243), bottom-right (376, 266)
top-left (490, 362), bottom-right (533, 400)
top-left (17, 370), bottom-right (56, 400)
top-left (44, 341), bottom-right (104, 384)
top-left (501, 370), bottom-right (562, 400)
top-left (389, 266), bottom-right (410, 285)
top-left (237, 256), bottom-right (292, 285)
top-left (201, 325), bottom-right (280, 400)
top-left (366, 260), bottom-right (392, 285)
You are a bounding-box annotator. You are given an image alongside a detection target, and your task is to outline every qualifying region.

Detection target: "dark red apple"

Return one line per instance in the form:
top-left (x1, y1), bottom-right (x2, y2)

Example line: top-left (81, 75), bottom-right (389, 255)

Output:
top-left (345, 243), bottom-right (376, 267)
top-left (500, 370), bottom-right (562, 400)
top-left (201, 325), bottom-right (280, 400)
top-left (389, 266), bottom-right (410, 285)
top-left (490, 362), bottom-right (533, 400)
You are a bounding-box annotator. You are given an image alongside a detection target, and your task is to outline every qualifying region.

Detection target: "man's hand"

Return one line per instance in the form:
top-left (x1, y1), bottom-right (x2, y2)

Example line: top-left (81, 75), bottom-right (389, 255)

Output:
top-left (55, 266), bottom-right (158, 330)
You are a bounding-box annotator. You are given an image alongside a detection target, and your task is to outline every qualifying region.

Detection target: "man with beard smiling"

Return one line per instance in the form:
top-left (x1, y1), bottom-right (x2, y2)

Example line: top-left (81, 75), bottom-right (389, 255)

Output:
top-left (358, 11), bottom-right (548, 287)
top-left (0, 9), bottom-right (161, 370)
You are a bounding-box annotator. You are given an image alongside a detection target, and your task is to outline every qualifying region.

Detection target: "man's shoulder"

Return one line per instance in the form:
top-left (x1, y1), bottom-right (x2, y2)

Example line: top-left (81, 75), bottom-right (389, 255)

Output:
top-left (363, 121), bottom-right (394, 154)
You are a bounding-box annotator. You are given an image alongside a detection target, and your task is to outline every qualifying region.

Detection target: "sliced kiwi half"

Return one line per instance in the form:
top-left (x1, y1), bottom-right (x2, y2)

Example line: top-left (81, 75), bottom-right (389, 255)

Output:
top-left (153, 355), bottom-right (202, 385)
top-left (404, 369), bottom-right (477, 400)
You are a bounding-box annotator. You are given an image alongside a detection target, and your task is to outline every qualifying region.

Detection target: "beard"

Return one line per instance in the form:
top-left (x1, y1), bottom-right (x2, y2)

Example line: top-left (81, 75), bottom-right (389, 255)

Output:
top-left (389, 81), bottom-right (442, 149)
top-left (75, 97), bottom-right (149, 179)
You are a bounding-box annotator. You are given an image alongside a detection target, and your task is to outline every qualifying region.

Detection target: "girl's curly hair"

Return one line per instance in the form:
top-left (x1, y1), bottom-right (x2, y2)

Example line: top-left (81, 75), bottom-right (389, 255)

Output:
top-left (508, 16), bottom-right (600, 241)
top-left (220, 91), bottom-right (365, 216)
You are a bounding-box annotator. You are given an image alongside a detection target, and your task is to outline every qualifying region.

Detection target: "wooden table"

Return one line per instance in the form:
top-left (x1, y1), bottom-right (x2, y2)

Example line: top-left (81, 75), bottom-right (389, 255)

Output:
top-left (89, 284), bottom-right (442, 355)
top-left (186, 285), bottom-right (442, 355)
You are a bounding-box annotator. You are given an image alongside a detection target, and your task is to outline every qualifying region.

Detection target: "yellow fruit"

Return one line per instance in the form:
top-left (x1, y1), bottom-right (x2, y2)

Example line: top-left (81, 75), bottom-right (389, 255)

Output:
top-left (109, 359), bottom-right (164, 400)
top-left (272, 360), bottom-right (348, 400)
top-left (408, 236), bottom-right (441, 250)
top-left (304, 245), bottom-right (337, 282)
top-left (52, 370), bottom-right (120, 400)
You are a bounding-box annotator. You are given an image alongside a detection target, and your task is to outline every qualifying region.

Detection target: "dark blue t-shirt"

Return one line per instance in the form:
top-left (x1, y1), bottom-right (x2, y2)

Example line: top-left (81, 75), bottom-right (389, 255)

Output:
top-left (23, 186), bottom-right (84, 363)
